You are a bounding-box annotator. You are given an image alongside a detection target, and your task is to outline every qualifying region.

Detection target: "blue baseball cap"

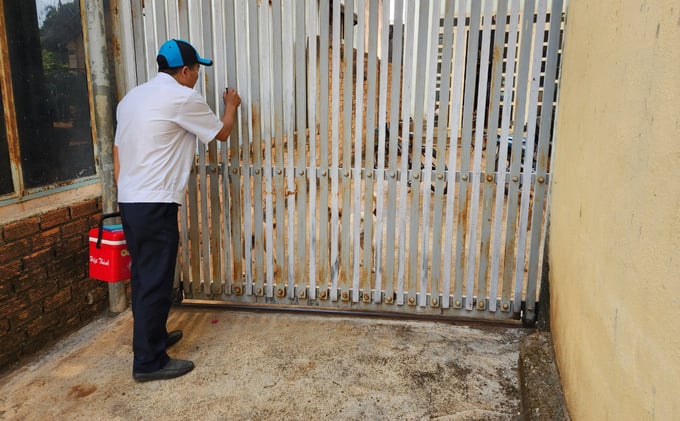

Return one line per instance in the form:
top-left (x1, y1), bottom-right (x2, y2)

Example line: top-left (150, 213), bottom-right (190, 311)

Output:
top-left (156, 39), bottom-right (213, 69)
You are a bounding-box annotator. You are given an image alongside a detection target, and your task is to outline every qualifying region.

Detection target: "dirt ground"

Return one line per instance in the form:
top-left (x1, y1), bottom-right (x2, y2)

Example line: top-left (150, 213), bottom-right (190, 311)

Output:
top-left (0, 306), bottom-right (529, 420)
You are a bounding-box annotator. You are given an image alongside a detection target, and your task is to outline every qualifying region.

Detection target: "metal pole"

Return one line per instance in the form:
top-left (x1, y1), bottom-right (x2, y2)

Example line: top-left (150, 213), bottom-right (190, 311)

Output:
top-left (83, 0), bottom-right (126, 312)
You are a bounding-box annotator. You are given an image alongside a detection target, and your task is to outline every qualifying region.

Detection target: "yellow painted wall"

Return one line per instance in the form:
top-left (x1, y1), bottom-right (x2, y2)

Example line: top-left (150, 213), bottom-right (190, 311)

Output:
top-left (549, 0), bottom-right (680, 419)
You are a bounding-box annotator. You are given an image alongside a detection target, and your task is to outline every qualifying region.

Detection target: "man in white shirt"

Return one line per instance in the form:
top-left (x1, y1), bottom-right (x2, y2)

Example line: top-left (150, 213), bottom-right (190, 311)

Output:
top-left (113, 39), bottom-right (240, 382)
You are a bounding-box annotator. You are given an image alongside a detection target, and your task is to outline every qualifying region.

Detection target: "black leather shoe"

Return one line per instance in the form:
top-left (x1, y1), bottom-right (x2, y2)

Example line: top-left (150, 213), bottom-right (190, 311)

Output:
top-left (133, 358), bottom-right (194, 382)
top-left (166, 330), bottom-right (183, 348)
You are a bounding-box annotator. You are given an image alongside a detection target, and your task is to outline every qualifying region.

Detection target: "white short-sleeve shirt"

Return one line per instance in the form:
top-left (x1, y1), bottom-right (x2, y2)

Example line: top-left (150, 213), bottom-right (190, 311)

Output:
top-left (115, 72), bottom-right (223, 205)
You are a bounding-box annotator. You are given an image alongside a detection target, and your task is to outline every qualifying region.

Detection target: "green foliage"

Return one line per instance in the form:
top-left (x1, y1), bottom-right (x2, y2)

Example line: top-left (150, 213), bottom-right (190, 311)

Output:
top-left (42, 49), bottom-right (67, 76)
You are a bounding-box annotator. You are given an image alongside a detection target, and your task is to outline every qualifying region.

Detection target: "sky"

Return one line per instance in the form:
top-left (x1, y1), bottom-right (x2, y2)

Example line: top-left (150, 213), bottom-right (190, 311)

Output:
top-left (36, 0), bottom-right (74, 26)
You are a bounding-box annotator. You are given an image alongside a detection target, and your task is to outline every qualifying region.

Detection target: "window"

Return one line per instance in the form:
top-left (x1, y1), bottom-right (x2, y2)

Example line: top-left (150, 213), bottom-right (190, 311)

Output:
top-left (1, 0), bottom-right (95, 199)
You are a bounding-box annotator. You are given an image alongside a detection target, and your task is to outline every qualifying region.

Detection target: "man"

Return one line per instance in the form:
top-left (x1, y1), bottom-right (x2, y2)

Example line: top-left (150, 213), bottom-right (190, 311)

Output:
top-left (113, 39), bottom-right (241, 382)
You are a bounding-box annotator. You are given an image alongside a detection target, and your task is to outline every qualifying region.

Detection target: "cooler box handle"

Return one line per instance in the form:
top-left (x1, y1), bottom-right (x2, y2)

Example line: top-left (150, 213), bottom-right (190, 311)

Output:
top-left (96, 212), bottom-right (121, 249)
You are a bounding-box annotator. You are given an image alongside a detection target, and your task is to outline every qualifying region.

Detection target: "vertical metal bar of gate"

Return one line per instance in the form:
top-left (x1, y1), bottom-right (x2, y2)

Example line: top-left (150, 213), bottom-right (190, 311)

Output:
top-left (203, 0), bottom-right (223, 296)
top-left (362, 0), bottom-right (379, 303)
top-left (454, 0), bottom-right (481, 309)
top-left (351, 0), bottom-right (365, 302)
top-left (500, 0), bottom-right (538, 311)
top-left (260, 2), bottom-right (275, 299)
top-left (283, 2), bottom-right (296, 299)
top-left (248, 0), bottom-right (265, 298)
top-left (293, 0), bottom-right (307, 299)
top-left (271, 0), bottom-right (285, 299)
top-left (465, 0), bottom-right (493, 311)
top-left (176, 4), bottom-right (202, 295)
top-left (189, 4), bottom-right (212, 296)
top-left (512, 1), bottom-right (548, 312)
top-left (383, 0), bottom-right (404, 306)
top-left (396, 0), bottom-right (416, 306)
top-left (307, 0), bottom-right (318, 301)
top-left (224, 0), bottom-right (243, 294)
top-left (406, 0), bottom-right (426, 305)
top-left (318, 0), bottom-right (331, 301)
top-left (489, 0), bottom-right (520, 312)
top-left (418, 0), bottom-right (441, 308)
top-left (442, 0), bottom-right (468, 310)
top-left (373, 0), bottom-right (391, 303)
top-left (431, 0), bottom-right (456, 310)
top-left (215, 0), bottom-right (231, 294)
top-left (339, 0), bottom-right (354, 302)
top-left (477, 0), bottom-right (508, 312)
top-left (523, 0), bottom-right (564, 320)
top-left (329, 0), bottom-right (341, 302)
top-left (234, 1), bottom-right (252, 296)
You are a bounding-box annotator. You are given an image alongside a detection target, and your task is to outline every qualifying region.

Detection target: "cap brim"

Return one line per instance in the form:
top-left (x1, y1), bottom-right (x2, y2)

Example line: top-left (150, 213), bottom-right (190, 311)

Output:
top-left (198, 57), bottom-right (213, 66)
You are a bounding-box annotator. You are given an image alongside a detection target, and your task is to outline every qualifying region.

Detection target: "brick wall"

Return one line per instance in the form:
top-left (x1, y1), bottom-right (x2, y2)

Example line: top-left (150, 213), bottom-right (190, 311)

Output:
top-left (0, 197), bottom-right (115, 373)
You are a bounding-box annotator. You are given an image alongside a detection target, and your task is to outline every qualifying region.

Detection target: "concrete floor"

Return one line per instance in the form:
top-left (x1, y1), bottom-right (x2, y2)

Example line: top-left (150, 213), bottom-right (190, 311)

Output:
top-left (0, 306), bottom-right (528, 420)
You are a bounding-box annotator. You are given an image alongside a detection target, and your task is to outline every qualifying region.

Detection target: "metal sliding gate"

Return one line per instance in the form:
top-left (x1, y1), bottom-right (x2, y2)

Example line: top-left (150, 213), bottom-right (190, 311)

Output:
top-left (115, 0), bottom-right (565, 322)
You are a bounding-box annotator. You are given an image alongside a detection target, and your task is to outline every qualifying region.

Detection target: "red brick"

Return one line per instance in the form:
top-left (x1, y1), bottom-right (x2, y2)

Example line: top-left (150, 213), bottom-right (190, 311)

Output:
top-left (0, 260), bottom-right (22, 280)
top-left (0, 350), bottom-right (19, 369)
top-left (0, 281), bottom-right (13, 300)
top-left (26, 315), bottom-right (59, 337)
top-left (0, 317), bottom-right (9, 333)
top-left (69, 199), bottom-right (99, 219)
top-left (47, 250), bottom-right (89, 285)
top-left (14, 267), bottom-right (48, 293)
top-left (0, 239), bottom-right (31, 264)
top-left (55, 235), bottom-right (84, 258)
top-left (72, 277), bottom-right (99, 296)
top-left (76, 263), bottom-right (88, 280)
top-left (48, 255), bottom-right (79, 281)
top-left (26, 280), bottom-right (58, 303)
top-left (3, 217), bottom-right (40, 242)
top-left (0, 328), bottom-right (23, 356)
top-left (40, 207), bottom-right (70, 230)
top-left (53, 265), bottom-right (86, 289)
top-left (61, 271), bottom-right (88, 290)
top-left (22, 248), bottom-right (54, 271)
top-left (43, 288), bottom-right (72, 313)
top-left (78, 304), bottom-right (105, 321)
top-left (49, 253), bottom-right (78, 269)
top-left (21, 326), bottom-right (58, 356)
top-left (60, 218), bottom-right (89, 239)
top-left (61, 314), bottom-right (83, 332)
top-left (57, 301), bottom-right (81, 321)
top-left (31, 227), bottom-right (61, 250)
top-left (0, 295), bottom-right (28, 317)
top-left (9, 303), bottom-right (43, 330)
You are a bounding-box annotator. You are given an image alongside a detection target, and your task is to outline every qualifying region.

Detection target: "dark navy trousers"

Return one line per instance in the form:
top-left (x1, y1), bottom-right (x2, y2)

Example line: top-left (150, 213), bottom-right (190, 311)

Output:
top-left (119, 202), bottom-right (179, 373)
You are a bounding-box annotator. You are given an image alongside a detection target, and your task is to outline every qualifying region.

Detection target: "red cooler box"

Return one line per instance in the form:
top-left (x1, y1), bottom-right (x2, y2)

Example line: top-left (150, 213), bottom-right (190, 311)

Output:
top-left (89, 213), bottom-right (131, 282)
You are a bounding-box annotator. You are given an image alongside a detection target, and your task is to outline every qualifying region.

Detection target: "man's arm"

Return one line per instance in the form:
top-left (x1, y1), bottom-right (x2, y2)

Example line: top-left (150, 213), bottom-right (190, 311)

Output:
top-left (215, 88), bottom-right (241, 142)
top-left (113, 145), bottom-right (119, 184)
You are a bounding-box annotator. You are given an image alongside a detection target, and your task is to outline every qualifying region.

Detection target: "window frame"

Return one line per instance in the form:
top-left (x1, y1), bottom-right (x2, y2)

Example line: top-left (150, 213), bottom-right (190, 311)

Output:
top-left (0, 0), bottom-right (99, 206)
